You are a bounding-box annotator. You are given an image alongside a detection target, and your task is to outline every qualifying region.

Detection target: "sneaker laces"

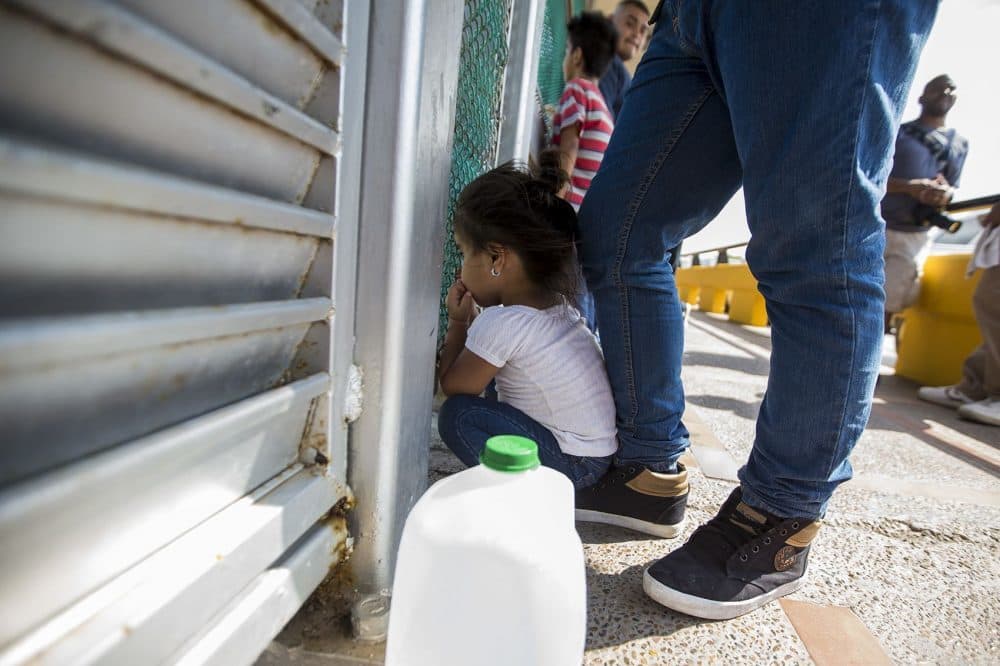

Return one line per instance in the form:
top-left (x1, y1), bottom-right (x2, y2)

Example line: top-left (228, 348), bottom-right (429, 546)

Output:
top-left (686, 493), bottom-right (784, 563)
top-left (698, 511), bottom-right (765, 552)
top-left (593, 465), bottom-right (639, 491)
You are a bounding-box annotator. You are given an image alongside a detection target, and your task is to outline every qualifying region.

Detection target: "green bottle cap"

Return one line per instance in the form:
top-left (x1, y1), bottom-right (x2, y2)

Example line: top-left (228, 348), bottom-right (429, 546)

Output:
top-left (480, 436), bottom-right (540, 472)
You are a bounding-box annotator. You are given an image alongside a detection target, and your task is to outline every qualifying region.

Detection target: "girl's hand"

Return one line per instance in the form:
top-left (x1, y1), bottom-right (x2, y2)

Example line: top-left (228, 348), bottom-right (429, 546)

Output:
top-left (446, 279), bottom-right (475, 325)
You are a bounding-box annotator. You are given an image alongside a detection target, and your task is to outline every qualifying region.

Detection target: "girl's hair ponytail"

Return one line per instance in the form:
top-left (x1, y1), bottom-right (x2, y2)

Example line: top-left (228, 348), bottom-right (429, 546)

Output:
top-left (529, 149), bottom-right (578, 243)
top-left (530, 148), bottom-right (569, 197)
top-left (454, 150), bottom-right (581, 301)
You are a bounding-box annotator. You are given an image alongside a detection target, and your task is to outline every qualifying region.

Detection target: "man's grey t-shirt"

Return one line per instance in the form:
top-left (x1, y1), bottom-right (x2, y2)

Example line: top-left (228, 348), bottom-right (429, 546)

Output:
top-left (598, 55), bottom-right (630, 121)
top-left (881, 121), bottom-right (968, 232)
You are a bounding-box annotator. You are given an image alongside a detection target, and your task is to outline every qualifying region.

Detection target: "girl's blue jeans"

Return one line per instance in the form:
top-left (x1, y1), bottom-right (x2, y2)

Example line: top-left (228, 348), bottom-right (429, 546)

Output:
top-left (577, 0), bottom-right (937, 518)
top-left (438, 394), bottom-right (612, 489)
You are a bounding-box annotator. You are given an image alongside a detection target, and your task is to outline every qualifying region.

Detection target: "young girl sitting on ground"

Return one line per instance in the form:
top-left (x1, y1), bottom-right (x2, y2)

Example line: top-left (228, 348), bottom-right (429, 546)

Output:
top-left (437, 152), bottom-right (617, 488)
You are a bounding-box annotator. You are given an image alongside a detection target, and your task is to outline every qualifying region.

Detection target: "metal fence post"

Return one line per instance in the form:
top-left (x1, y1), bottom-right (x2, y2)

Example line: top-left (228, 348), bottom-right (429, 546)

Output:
top-left (497, 0), bottom-right (545, 163)
top-left (348, 0), bottom-right (464, 641)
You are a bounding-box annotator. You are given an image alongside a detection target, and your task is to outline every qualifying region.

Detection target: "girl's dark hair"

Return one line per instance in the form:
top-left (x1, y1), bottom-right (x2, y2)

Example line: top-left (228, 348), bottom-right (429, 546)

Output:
top-left (454, 149), bottom-right (580, 300)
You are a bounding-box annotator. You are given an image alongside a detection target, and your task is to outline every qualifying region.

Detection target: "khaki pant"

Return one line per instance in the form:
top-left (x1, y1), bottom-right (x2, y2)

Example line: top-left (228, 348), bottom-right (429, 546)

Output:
top-left (884, 228), bottom-right (935, 313)
top-left (957, 266), bottom-right (1000, 400)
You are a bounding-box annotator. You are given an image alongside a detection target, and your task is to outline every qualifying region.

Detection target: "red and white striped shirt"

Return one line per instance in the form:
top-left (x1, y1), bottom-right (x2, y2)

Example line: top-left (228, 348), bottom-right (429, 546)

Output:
top-left (552, 78), bottom-right (614, 210)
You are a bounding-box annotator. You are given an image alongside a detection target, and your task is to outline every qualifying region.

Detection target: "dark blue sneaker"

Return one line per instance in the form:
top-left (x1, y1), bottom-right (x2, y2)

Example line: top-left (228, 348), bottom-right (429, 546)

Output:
top-left (574, 464), bottom-right (688, 538)
top-left (643, 487), bottom-right (820, 619)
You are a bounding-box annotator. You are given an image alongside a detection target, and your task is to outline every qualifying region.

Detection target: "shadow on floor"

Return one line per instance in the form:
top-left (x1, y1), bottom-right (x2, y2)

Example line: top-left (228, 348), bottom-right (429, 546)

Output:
top-left (583, 561), bottom-right (705, 650)
top-left (872, 373), bottom-right (999, 477)
top-left (686, 313), bottom-right (772, 359)
top-left (576, 521), bottom-right (673, 545)
top-left (686, 393), bottom-right (761, 421)
top-left (683, 350), bottom-right (770, 377)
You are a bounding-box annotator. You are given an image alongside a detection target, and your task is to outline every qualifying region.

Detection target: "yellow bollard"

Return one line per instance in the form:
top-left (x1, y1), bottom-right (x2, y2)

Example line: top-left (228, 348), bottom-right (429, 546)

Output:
top-left (729, 291), bottom-right (768, 326)
top-left (675, 266), bottom-right (702, 305)
top-left (678, 284), bottom-right (701, 304)
top-left (698, 287), bottom-right (728, 313)
top-left (724, 264), bottom-right (768, 327)
top-left (895, 253), bottom-right (983, 386)
top-left (679, 263), bottom-right (768, 326)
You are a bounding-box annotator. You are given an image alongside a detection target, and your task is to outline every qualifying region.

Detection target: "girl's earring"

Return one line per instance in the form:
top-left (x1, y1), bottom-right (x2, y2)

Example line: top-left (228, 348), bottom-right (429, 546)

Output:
top-left (490, 267), bottom-right (500, 278)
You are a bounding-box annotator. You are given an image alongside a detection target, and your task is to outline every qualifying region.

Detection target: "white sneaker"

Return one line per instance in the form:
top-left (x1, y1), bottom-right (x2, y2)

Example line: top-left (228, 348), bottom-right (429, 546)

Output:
top-left (917, 385), bottom-right (975, 409)
top-left (957, 398), bottom-right (1000, 426)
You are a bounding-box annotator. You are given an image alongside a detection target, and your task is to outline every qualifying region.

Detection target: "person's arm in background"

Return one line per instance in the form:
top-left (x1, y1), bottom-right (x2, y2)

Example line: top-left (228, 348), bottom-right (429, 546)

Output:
top-left (557, 124), bottom-right (580, 188)
top-left (887, 177), bottom-right (952, 207)
top-left (982, 202), bottom-right (1000, 230)
top-left (894, 132), bottom-right (968, 207)
top-left (553, 82), bottom-right (585, 200)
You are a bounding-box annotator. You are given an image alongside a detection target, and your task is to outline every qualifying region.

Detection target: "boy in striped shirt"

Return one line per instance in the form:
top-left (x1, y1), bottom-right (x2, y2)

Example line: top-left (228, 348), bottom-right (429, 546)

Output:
top-left (553, 12), bottom-right (617, 211)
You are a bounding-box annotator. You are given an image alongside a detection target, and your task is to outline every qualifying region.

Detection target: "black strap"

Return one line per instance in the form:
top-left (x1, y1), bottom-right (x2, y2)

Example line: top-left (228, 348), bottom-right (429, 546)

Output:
top-left (650, 0), bottom-right (665, 25)
top-left (899, 122), bottom-right (955, 175)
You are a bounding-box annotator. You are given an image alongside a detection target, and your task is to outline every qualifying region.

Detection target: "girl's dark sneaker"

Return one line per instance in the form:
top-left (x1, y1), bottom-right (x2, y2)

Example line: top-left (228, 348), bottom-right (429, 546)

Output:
top-left (643, 486), bottom-right (820, 620)
top-left (574, 464), bottom-right (688, 538)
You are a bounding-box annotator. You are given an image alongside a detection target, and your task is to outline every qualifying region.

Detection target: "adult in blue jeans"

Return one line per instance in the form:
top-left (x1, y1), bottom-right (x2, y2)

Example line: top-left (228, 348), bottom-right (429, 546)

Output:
top-left (574, 0), bottom-right (939, 619)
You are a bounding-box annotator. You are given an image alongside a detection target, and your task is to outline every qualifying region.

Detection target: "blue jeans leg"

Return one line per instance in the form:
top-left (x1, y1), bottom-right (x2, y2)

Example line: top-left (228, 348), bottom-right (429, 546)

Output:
top-left (577, 287), bottom-right (597, 333)
top-left (437, 395), bottom-right (612, 489)
top-left (579, 1), bottom-right (937, 518)
top-left (579, 17), bottom-right (744, 474)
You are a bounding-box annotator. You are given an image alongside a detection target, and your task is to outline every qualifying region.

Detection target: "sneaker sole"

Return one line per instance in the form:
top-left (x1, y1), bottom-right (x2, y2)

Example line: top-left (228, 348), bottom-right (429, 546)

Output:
top-left (957, 407), bottom-right (1000, 426)
top-left (917, 393), bottom-right (966, 409)
top-left (642, 569), bottom-right (805, 620)
top-left (574, 509), bottom-right (683, 539)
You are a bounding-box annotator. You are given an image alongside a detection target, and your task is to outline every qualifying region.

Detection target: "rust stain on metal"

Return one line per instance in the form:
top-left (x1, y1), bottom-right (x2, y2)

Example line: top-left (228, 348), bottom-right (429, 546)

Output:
top-left (270, 500), bottom-right (357, 648)
top-left (262, 100), bottom-right (280, 117)
top-left (327, 493), bottom-right (354, 518)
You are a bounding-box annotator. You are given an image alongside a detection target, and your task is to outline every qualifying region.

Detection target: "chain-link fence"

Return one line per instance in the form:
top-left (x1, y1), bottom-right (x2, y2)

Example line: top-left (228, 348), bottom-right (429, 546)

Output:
top-left (438, 0), bottom-right (585, 343)
top-left (536, 0), bottom-right (566, 140)
top-left (537, 0), bottom-right (587, 141)
top-left (438, 0), bottom-right (514, 342)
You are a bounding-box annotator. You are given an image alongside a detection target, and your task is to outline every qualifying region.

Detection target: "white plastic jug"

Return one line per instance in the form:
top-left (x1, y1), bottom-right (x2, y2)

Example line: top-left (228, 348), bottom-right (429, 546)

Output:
top-left (385, 435), bottom-right (586, 666)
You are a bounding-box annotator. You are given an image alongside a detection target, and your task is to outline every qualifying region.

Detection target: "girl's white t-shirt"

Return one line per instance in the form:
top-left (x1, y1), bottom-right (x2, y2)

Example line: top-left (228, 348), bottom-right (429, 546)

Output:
top-left (464, 303), bottom-right (618, 458)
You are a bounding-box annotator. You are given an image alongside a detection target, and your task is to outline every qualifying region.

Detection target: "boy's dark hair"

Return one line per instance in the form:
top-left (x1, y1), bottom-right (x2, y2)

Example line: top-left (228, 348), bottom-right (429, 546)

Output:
top-left (617, 0), bottom-right (650, 15)
top-left (454, 149), bottom-right (579, 301)
top-left (566, 12), bottom-right (618, 79)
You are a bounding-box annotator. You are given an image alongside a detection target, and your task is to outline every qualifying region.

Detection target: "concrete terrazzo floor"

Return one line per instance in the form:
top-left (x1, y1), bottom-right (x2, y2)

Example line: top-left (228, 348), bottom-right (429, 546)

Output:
top-left (262, 310), bottom-right (999, 665)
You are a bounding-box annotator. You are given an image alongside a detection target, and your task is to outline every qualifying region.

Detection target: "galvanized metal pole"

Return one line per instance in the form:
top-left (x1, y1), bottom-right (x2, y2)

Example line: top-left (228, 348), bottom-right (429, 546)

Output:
top-left (347, 0), bottom-right (463, 642)
top-left (497, 0), bottom-right (545, 163)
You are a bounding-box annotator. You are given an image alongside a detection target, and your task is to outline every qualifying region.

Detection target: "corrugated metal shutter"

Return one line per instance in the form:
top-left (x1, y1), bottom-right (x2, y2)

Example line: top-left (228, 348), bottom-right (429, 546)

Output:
top-left (0, 1), bottom-right (362, 663)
